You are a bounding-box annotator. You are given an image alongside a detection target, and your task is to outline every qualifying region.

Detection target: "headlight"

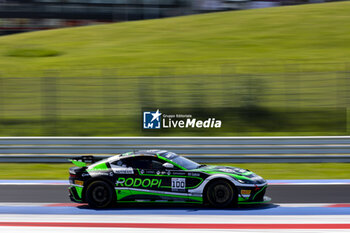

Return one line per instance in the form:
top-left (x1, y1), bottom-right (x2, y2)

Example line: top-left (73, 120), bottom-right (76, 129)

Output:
top-left (237, 179), bottom-right (255, 184)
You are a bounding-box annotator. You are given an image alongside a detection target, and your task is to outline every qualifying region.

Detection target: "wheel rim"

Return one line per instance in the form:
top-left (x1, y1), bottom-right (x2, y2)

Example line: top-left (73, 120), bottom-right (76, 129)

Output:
top-left (212, 184), bottom-right (231, 204)
top-left (92, 185), bottom-right (108, 203)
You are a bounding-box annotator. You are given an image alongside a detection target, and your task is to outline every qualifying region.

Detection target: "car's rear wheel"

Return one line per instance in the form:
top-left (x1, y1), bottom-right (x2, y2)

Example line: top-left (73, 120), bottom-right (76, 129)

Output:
top-left (205, 180), bottom-right (237, 208)
top-left (86, 181), bottom-right (115, 209)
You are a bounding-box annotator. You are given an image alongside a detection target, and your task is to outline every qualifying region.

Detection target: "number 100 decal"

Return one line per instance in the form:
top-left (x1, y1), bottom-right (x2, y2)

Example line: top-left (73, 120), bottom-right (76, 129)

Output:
top-left (171, 178), bottom-right (186, 190)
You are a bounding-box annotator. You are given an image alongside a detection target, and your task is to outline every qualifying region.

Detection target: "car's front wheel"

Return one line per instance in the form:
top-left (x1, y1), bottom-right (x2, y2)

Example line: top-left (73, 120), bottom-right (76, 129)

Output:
top-left (86, 181), bottom-right (115, 208)
top-left (205, 180), bottom-right (237, 208)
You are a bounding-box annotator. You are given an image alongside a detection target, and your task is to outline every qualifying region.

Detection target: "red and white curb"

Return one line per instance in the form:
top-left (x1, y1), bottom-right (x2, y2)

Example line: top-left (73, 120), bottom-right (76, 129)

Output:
top-left (0, 214), bottom-right (349, 230)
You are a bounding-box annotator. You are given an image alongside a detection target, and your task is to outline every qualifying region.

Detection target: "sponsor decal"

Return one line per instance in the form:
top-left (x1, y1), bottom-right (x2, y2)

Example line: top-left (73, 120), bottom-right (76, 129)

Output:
top-left (241, 190), bottom-right (251, 195)
top-left (188, 173), bottom-right (200, 177)
top-left (112, 167), bottom-right (134, 174)
top-left (173, 172), bottom-right (186, 176)
top-left (74, 180), bottom-right (84, 186)
top-left (89, 172), bottom-right (113, 177)
top-left (144, 170), bottom-right (156, 174)
top-left (116, 177), bottom-right (162, 188)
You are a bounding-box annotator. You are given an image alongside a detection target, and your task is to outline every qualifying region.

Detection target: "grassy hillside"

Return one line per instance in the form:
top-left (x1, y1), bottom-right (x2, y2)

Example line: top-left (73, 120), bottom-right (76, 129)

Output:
top-left (0, 2), bottom-right (350, 135)
top-left (0, 2), bottom-right (350, 75)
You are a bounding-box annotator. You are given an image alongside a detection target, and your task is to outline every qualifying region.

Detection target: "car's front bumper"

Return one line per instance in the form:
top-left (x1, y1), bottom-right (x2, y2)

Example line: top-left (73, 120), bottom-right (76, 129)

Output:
top-left (237, 184), bottom-right (270, 204)
top-left (238, 196), bottom-right (271, 204)
top-left (69, 186), bottom-right (83, 203)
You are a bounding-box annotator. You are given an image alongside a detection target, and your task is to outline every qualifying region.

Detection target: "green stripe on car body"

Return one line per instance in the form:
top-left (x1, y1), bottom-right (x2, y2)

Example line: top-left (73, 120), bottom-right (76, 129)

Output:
top-left (69, 187), bottom-right (81, 202)
top-left (116, 188), bottom-right (265, 205)
top-left (242, 171), bottom-right (254, 176)
top-left (115, 188), bottom-right (202, 202)
top-left (115, 189), bottom-right (132, 200)
top-left (252, 185), bottom-right (267, 200)
top-left (238, 196), bottom-right (247, 202)
top-left (157, 156), bottom-right (186, 170)
top-left (196, 170), bottom-right (252, 181)
top-left (74, 186), bottom-right (83, 199)
top-left (87, 162), bottom-right (108, 171)
top-left (118, 201), bottom-right (201, 204)
top-left (69, 160), bottom-right (86, 167)
top-left (238, 197), bottom-right (270, 204)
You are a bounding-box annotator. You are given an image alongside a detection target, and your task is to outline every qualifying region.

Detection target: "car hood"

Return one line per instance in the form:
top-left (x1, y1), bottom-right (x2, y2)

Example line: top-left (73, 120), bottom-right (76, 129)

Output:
top-left (193, 165), bottom-right (265, 182)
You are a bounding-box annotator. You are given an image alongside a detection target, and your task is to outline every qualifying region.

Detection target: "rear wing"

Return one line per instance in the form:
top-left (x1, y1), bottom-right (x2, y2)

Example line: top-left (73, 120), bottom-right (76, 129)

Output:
top-left (69, 155), bottom-right (95, 167)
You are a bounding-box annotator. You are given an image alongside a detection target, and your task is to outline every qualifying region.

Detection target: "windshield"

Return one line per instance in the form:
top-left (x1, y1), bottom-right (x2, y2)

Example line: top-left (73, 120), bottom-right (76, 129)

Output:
top-left (161, 152), bottom-right (200, 170)
top-left (172, 156), bottom-right (200, 170)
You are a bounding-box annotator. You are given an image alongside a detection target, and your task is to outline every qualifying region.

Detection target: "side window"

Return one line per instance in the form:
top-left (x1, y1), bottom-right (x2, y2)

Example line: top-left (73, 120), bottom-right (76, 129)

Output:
top-left (113, 156), bottom-right (180, 170)
top-left (117, 157), bottom-right (153, 170)
top-left (111, 159), bottom-right (126, 167)
top-left (151, 159), bottom-right (164, 170)
top-left (150, 158), bottom-right (181, 170)
top-left (154, 158), bottom-right (181, 170)
top-left (132, 159), bottom-right (152, 169)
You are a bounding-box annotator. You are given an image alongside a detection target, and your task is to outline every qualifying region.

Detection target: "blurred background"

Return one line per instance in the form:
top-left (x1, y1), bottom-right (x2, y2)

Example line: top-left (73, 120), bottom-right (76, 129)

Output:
top-left (0, 0), bottom-right (349, 137)
top-left (0, 0), bottom-right (348, 189)
top-left (0, 0), bottom-right (333, 36)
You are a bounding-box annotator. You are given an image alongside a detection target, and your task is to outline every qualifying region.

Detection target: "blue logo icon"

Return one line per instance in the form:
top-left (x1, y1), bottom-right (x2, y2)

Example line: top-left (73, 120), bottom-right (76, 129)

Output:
top-left (143, 109), bottom-right (162, 129)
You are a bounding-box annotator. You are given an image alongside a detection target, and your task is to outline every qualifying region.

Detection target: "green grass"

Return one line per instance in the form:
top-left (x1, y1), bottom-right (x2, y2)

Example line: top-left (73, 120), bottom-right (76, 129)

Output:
top-left (0, 163), bottom-right (349, 180)
top-left (0, 163), bottom-right (72, 180)
top-left (0, 2), bottom-right (350, 135)
top-left (0, 2), bottom-right (350, 74)
top-left (6, 47), bottom-right (61, 57)
top-left (1, 2), bottom-right (350, 75)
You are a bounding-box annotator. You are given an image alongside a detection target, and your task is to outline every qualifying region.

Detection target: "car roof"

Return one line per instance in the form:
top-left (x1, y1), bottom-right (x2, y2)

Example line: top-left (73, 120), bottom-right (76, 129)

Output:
top-left (125, 150), bottom-right (168, 157)
top-left (135, 150), bottom-right (168, 156)
top-left (107, 150), bottom-right (169, 163)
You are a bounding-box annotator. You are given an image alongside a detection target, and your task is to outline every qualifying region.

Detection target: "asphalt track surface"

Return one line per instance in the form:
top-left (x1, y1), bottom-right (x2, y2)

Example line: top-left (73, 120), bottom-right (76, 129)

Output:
top-left (0, 181), bottom-right (349, 232)
top-left (0, 184), bottom-right (349, 203)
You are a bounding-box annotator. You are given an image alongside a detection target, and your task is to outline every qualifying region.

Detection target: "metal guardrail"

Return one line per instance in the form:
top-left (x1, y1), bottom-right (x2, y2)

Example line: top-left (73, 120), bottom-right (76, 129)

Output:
top-left (0, 136), bottom-right (350, 163)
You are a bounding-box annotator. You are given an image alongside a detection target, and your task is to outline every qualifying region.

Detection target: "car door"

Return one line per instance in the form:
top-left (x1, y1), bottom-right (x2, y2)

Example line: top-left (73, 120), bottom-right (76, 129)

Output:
top-left (115, 156), bottom-right (167, 200)
top-left (118, 156), bottom-right (190, 201)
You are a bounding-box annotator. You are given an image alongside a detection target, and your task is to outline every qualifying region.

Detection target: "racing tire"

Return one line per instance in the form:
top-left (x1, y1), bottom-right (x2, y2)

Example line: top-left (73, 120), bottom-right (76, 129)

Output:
top-left (86, 181), bottom-right (115, 209)
top-left (205, 180), bottom-right (237, 208)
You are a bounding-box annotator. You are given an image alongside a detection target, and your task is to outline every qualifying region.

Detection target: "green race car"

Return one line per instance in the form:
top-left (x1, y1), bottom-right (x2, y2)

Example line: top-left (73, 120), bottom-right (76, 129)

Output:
top-left (69, 150), bottom-right (270, 208)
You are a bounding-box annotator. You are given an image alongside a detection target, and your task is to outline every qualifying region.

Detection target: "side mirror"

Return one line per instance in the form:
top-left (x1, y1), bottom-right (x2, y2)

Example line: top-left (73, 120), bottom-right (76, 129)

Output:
top-left (162, 162), bottom-right (174, 169)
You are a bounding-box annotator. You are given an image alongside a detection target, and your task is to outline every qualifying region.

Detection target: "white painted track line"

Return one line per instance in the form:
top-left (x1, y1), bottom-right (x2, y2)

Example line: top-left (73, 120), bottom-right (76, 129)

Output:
top-left (1, 227), bottom-right (350, 233)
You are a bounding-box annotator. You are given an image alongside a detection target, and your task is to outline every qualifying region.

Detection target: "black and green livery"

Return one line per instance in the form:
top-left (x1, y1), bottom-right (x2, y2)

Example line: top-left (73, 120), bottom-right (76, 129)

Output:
top-left (69, 150), bottom-right (270, 208)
